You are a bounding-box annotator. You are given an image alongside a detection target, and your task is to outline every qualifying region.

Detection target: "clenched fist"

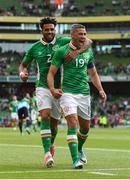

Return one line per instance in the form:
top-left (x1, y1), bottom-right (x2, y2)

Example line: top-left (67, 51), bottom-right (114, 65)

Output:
top-left (19, 70), bottom-right (29, 82)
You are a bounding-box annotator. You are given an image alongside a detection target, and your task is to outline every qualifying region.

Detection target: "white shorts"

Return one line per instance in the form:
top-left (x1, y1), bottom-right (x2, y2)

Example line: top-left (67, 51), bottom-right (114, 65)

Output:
top-left (36, 87), bottom-right (61, 120)
top-left (60, 93), bottom-right (91, 120)
top-left (11, 112), bottom-right (18, 121)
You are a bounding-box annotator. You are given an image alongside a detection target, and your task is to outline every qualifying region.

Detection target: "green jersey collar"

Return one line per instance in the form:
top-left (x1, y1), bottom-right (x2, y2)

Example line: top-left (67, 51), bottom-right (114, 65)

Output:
top-left (40, 37), bottom-right (56, 45)
top-left (69, 41), bottom-right (77, 50)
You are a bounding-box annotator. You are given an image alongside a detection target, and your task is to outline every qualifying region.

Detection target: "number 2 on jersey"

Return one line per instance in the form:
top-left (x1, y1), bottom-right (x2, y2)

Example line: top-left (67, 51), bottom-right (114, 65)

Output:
top-left (47, 54), bottom-right (52, 63)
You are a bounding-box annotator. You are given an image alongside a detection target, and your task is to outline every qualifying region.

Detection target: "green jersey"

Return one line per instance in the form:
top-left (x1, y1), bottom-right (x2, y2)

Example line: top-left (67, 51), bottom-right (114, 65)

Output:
top-left (51, 43), bottom-right (95, 95)
top-left (9, 100), bottom-right (19, 113)
top-left (23, 36), bottom-right (70, 88)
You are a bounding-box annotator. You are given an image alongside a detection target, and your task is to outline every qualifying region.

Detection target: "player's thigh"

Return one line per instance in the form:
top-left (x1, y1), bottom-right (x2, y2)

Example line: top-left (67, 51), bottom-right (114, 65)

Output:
top-left (77, 95), bottom-right (91, 120)
top-left (51, 98), bottom-right (61, 120)
top-left (60, 93), bottom-right (78, 117)
top-left (36, 87), bottom-right (52, 111)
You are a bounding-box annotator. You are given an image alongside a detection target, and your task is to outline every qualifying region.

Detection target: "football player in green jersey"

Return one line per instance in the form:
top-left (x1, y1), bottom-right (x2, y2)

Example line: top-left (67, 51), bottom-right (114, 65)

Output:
top-left (19, 17), bottom-right (71, 168)
top-left (47, 24), bottom-right (107, 169)
top-left (30, 92), bottom-right (39, 132)
top-left (9, 95), bottom-right (19, 129)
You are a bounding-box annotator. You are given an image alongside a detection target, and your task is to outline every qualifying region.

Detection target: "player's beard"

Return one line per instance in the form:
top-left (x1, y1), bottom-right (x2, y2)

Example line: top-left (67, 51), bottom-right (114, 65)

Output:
top-left (77, 41), bottom-right (85, 49)
top-left (44, 34), bottom-right (55, 43)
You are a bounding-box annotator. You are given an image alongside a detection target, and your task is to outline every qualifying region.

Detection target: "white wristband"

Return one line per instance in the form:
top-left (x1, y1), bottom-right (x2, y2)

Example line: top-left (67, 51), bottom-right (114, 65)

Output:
top-left (50, 87), bottom-right (55, 91)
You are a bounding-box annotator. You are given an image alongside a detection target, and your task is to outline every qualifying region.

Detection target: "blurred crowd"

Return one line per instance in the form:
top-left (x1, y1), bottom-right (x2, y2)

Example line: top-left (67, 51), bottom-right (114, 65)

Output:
top-left (96, 61), bottom-right (130, 76)
top-left (0, 0), bottom-right (130, 17)
top-left (0, 50), bottom-right (37, 76)
top-left (0, 50), bottom-right (23, 76)
top-left (0, 94), bottom-right (130, 128)
top-left (62, 0), bottom-right (130, 17)
top-left (0, 48), bottom-right (130, 76)
top-left (91, 96), bottom-right (130, 128)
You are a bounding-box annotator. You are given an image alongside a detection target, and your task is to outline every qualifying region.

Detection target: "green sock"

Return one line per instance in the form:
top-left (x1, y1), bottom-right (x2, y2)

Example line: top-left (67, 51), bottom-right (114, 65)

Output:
top-left (33, 124), bottom-right (37, 132)
top-left (51, 128), bottom-right (58, 145)
top-left (67, 128), bottom-right (79, 163)
top-left (77, 130), bottom-right (88, 152)
top-left (40, 120), bottom-right (51, 154)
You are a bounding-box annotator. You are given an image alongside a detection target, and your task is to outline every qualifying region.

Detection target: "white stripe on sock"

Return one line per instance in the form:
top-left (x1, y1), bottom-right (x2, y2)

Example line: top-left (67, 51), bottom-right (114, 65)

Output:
top-left (78, 131), bottom-right (88, 137)
top-left (40, 129), bottom-right (51, 135)
top-left (67, 135), bottom-right (77, 140)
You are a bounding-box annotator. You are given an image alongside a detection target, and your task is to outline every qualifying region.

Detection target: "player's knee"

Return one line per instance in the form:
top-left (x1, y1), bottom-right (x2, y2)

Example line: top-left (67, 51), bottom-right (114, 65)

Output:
top-left (66, 114), bottom-right (78, 128)
top-left (40, 109), bottom-right (51, 120)
top-left (79, 128), bottom-right (89, 135)
top-left (80, 121), bottom-right (90, 133)
top-left (41, 113), bottom-right (50, 119)
top-left (41, 113), bottom-right (50, 120)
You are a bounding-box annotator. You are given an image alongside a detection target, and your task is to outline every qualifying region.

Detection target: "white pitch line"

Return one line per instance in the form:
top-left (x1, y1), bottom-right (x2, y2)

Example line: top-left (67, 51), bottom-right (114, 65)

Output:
top-left (0, 143), bottom-right (42, 148)
top-left (95, 167), bottom-right (130, 171)
top-left (0, 143), bottom-right (130, 153)
top-left (89, 171), bottom-right (116, 176)
top-left (87, 147), bottom-right (130, 153)
top-left (0, 168), bottom-right (130, 174)
top-left (0, 169), bottom-right (87, 174)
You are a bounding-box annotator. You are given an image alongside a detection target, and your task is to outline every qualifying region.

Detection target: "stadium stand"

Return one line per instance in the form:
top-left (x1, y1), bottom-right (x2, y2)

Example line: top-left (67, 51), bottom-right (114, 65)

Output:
top-left (0, 0), bottom-right (130, 17)
top-left (0, 50), bottom-right (130, 76)
top-left (0, 0), bottom-right (130, 127)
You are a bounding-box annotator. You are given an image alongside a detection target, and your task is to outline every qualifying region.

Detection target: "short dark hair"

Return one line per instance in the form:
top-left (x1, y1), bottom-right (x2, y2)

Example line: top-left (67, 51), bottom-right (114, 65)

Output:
top-left (71, 24), bottom-right (86, 31)
top-left (40, 17), bottom-right (57, 30)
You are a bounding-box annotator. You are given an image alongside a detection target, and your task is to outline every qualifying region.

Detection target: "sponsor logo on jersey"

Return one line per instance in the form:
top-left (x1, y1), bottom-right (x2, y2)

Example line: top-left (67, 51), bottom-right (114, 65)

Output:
top-left (52, 45), bottom-right (59, 51)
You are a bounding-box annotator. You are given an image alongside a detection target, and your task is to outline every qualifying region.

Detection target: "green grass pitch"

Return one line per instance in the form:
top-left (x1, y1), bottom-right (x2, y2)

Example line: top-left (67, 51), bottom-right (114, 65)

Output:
top-left (0, 127), bottom-right (130, 179)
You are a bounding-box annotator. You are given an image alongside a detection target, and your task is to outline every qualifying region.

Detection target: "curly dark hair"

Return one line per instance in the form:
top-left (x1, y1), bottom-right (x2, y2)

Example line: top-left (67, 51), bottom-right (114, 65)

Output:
top-left (40, 17), bottom-right (57, 30)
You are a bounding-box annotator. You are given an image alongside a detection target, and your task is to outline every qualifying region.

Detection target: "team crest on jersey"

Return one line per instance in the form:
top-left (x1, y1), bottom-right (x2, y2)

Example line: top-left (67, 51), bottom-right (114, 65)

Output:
top-left (83, 53), bottom-right (89, 63)
top-left (38, 51), bottom-right (42, 55)
top-left (52, 45), bottom-right (59, 51)
top-left (83, 53), bottom-right (88, 59)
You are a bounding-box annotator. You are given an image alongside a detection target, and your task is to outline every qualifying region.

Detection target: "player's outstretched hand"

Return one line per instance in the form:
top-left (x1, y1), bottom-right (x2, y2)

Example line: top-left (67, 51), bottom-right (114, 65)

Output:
top-left (99, 90), bottom-right (107, 106)
top-left (64, 50), bottom-right (78, 63)
top-left (64, 38), bottom-right (92, 64)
